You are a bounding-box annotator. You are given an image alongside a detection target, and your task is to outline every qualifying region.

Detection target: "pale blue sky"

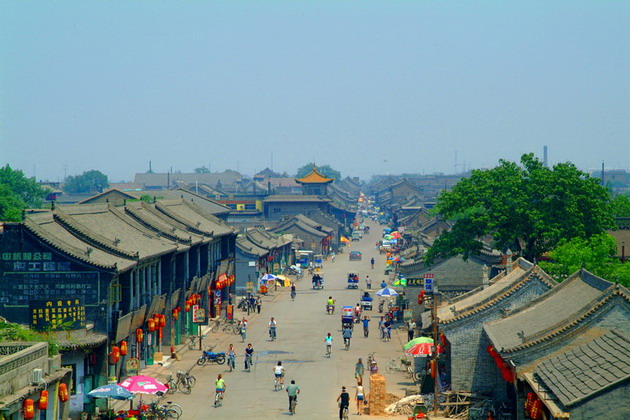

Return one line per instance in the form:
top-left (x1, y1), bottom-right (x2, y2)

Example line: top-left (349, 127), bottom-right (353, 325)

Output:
top-left (1, 1), bottom-right (629, 182)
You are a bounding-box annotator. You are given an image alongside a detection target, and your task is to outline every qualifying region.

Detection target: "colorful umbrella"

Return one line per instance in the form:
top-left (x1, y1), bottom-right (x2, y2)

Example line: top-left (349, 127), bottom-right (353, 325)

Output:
top-left (260, 274), bottom-right (277, 282)
top-left (276, 275), bottom-right (291, 287)
top-left (376, 287), bottom-right (399, 297)
top-left (392, 277), bottom-right (407, 287)
top-left (88, 384), bottom-right (133, 400)
top-left (119, 376), bottom-right (168, 395)
top-left (391, 232), bottom-right (402, 239)
top-left (405, 342), bottom-right (443, 357)
top-left (403, 336), bottom-right (435, 350)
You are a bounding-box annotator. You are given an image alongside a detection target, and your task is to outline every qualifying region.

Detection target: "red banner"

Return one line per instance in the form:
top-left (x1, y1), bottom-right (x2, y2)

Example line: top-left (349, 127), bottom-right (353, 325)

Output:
top-left (215, 273), bottom-right (228, 289)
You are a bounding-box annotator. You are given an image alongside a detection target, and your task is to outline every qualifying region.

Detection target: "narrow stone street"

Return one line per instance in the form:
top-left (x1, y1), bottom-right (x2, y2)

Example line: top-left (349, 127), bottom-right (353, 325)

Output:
top-left (127, 219), bottom-right (416, 418)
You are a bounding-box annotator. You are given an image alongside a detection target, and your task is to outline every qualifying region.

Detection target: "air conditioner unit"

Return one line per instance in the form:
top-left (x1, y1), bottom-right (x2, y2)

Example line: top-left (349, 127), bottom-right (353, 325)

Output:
top-left (31, 368), bottom-right (43, 385)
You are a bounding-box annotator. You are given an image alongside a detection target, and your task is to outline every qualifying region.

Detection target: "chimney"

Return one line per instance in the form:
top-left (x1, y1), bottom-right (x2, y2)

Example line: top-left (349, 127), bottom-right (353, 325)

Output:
top-left (482, 265), bottom-right (489, 288)
top-left (505, 249), bottom-right (513, 274)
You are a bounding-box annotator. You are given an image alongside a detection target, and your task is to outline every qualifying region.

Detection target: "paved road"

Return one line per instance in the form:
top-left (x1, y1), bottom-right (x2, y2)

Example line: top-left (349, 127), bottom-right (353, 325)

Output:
top-left (137, 219), bottom-right (414, 419)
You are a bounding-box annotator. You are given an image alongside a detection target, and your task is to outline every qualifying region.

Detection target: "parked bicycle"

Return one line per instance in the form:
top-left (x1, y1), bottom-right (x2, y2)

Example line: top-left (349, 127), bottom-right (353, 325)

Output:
top-left (187, 334), bottom-right (206, 350)
top-left (176, 370), bottom-right (196, 394)
top-left (385, 357), bottom-right (413, 375)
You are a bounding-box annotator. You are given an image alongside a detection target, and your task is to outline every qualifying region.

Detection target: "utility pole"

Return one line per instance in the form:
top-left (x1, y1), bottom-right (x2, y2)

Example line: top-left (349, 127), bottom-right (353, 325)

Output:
top-left (432, 285), bottom-right (440, 416)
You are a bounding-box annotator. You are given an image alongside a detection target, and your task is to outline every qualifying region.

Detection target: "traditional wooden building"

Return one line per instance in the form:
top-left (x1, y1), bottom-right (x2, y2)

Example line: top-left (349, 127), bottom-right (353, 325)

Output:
top-left (295, 166), bottom-right (334, 196)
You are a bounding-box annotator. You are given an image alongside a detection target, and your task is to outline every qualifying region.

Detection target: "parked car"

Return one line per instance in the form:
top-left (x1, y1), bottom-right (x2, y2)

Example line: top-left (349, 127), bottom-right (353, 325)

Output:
top-left (349, 251), bottom-right (362, 261)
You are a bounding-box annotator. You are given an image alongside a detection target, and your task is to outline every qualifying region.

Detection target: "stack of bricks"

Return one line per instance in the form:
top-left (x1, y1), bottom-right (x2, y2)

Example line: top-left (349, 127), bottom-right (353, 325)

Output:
top-left (368, 373), bottom-right (387, 415)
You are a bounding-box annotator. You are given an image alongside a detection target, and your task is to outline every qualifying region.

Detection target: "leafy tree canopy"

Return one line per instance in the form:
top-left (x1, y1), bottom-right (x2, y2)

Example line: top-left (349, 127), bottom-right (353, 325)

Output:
top-left (63, 170), bottom-right (109, 194)
top-left (194, 166), bottom-right (210, 173)
top-left (611, 194), bottom-right (630, 219)
top-left (539, 233), bottom-right (630, 287)
top-left (425, 154), bottom-right (614, 264)
top-left (296, 163), bottom-right (341, 181)
top-left (0, 165), bottom-right (46, 221)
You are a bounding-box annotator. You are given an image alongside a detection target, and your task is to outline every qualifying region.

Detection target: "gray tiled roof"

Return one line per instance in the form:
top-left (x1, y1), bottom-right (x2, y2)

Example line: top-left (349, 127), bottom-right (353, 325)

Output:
top-left (484, 269), bottom-right (613, 352)
top-left (534, 330), bottom-right (630, 407)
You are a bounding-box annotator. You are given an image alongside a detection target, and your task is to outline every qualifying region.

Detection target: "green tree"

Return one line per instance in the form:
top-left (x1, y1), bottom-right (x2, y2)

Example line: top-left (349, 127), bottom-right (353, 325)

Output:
top-left (425, 154), bottom-right (614, 264)
top-left (295, 163), bottom-right (341, 181)
top-left (194, 166), bottom-right (210, 173)
top-left (610, 194), bottom-right (630, 218)
top-left (63, 170), bottom-right (109, 194)
top-left (539, 233), bottom-right (630, 287)
top-left (0, 165), bottom-right (46, 221)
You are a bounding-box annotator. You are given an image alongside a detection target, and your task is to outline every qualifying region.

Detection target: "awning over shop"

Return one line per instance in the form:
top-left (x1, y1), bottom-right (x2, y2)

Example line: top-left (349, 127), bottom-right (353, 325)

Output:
top-left (213, 259), bottom-right (235, 290)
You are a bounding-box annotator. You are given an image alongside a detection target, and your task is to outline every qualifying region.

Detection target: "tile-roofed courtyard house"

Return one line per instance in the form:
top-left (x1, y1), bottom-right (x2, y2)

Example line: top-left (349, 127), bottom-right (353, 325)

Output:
top-left (483, 270), bottom-right (630, 418)
top-left (420, 259), bottom-right (557, 395)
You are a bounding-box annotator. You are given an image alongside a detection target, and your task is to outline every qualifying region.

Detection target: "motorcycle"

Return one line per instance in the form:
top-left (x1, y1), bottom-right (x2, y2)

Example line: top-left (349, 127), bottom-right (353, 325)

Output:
top-left (237, 297), bottom-right (248, 311)
top-left (197, 348), bottom-right (226, 366)
top-left (326, 304), bottom-right (335, 315)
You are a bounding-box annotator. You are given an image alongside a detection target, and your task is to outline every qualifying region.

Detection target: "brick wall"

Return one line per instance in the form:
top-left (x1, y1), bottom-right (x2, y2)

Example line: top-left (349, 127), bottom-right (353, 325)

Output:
top-left (368, 374), bottom-right (387, 415)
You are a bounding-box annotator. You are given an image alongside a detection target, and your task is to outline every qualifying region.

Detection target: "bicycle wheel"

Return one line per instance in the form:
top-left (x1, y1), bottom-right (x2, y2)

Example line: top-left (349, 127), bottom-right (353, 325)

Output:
top-left (164, 408), bottom-right (179, 419)
top-left (186, 375), bottom-right (196, 388)
top-left (211, 324), bottom-right (219, 333)
top-left (178, 381), bottom-right (192, 394)
top-left (385, 361), bottom-right (396, 373)
top-left (412, 371), bottom-right (423, 382)
top-left (290, 399), bottom-right (296, 415)
top-left (167, 404), bottom-right (182, 418)
top-left (166, 380), bottom-right (177, 394)
top-left (187, 339), bottom-right (195, 350)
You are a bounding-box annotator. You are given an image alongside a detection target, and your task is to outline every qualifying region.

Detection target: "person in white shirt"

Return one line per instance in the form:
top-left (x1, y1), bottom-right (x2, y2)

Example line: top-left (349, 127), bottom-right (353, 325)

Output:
top-left (273, 361), bottom-right (285, 387)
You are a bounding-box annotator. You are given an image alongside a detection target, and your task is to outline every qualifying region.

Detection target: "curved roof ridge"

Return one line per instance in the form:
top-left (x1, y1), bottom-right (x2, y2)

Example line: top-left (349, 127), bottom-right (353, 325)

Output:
top-left (53, 207), bottom-right (138, 260)
top-left (23, 217), bottom-right (119, 271)
top-left (124, 203), bottom-right (193, 245)
top-left (442, 264), bottom-right (548, 325)
top-left (245, 229), bottom-right (271, 250)
top-left (155, 201), bottom-right (212, 236)
top-left (501, 285), bottom-right (630, 354)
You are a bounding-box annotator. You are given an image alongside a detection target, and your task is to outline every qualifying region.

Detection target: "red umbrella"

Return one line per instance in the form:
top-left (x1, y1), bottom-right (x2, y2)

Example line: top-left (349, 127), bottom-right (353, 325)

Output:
top-left (405, 342), bottom-right (444, 357)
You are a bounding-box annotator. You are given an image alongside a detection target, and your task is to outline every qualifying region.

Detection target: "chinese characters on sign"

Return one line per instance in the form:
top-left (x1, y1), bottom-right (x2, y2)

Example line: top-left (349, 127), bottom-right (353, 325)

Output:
top-left (29, 299), bottom-right (86, 331)
top-left (424, 273), bottom-right (434, 293)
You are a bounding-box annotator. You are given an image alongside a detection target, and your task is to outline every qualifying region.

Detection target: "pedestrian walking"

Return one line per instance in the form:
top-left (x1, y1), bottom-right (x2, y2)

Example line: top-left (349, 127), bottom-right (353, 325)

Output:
top-left (249, 295), bottom-right (256, 313)
top-left (355, 378), bottom-right (365, 415)
top-left (355, 358), bottom-right (364, 384)
top-left (378, 316), bottom-right (385, 339)
top-left (407, 319), bottom-right (416, 342)
top-left (256, 296), bottom-right (262, 314)
top-left (365, 275), bottom-right (371, 290)
top-left (362, 316), bottom-right (370, 338)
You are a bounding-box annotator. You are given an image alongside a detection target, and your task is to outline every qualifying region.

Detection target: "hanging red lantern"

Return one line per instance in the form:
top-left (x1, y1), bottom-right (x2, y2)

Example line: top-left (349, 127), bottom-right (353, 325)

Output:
top-left (525, 392), bottom-right (536, 417)
top-left (108, 351), bottom-right (119, 365)
top-left (418, 290), bottom-right (425, 304)
top-left (147, 319), bottom-right (156, 332)
top-left (23, 399), bottom-right (35, 419)
top-left (120, 340), bottom-right (128, 356)
top-left (530, 399), bottom-right (543, 420)
top-left (159, 314), bottom-right (166, 327)
top-left (153, 313), bottom-right (160, 325)
top-left (112, 346), bottom-right (120, 359)
top-left (172, 308), bottom-right (179, 320)
top-left (58, 383), bottom-right (70, 402)
top-left (185, 301), bottom-right (191, 312)
top-left (135, 328), bottom-right (144, 343)
top-left (38, 390), bottom-right (49, 410)
top-left (430, 360), bottom-right (437, 379)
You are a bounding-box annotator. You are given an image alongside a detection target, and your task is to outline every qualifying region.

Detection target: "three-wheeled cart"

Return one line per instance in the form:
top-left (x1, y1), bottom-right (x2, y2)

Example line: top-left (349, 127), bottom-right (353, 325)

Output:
top-left (341, 306), bottom-right (354, 331)
top-left (312, 274), bottom-right (324, 290)
top-left (347, 272), bottom-right (359, 289)
top-left (360, 290), bottom-right (373, 311)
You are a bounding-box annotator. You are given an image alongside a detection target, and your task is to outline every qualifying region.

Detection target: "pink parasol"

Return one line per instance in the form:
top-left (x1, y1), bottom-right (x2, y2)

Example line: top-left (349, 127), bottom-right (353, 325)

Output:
top-left (119, 375), bottom-right (168, 395)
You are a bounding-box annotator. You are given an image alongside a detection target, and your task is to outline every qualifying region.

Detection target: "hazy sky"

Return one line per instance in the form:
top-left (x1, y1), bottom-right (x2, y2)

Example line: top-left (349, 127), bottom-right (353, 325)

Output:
top-left (2, 1), bottom-right (629, 182)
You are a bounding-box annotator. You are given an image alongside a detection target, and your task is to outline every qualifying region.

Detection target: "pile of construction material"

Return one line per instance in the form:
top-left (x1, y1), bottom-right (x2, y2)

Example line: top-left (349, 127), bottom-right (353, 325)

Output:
top-left (384, 395), bottom-right (425, 415)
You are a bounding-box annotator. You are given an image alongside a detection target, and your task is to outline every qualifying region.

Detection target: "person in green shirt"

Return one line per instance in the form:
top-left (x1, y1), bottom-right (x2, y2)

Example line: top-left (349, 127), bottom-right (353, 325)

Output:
top-left (286, 380), bottom-right (300, 412)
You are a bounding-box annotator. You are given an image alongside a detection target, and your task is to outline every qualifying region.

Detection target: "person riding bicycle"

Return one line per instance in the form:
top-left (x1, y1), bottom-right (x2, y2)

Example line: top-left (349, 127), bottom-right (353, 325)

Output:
top-left (215, 374), bottom-right (226, 401)
top-left (327, 296), bottom-right (335, 313)
top-left (342, 326), bottom-right (352, 349)
top-left (337, 386), bottom-right (350, 420)
top-left (324, 332), bottom-right (333, 355)
top-left (269, 317), bottom-right (277, 339)
top-left (286, 380), bottom-right (300, 413)
top-left (244, 343), bottom-right (254, 371)
top-left (370, 257), bottom-right (375, 269)
top-left (274, 361), bottom-right (285, 388)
